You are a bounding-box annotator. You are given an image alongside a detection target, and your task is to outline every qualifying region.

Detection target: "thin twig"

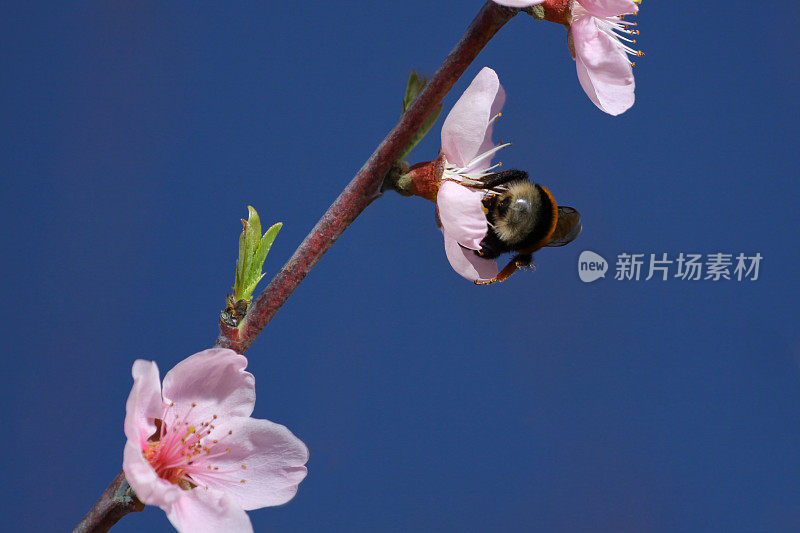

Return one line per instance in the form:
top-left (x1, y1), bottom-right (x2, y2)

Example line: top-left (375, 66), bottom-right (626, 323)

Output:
top-left (73, 471), bottom-right (143, 533)
top-left (215, 1), bottom-right (518, 354)
top-left (74, 3), bottom-right (520, 530)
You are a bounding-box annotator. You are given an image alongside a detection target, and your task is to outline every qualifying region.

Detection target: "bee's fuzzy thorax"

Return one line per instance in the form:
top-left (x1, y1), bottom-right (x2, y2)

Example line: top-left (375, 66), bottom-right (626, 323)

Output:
top-left (493, 181), bottom-right (544, 246)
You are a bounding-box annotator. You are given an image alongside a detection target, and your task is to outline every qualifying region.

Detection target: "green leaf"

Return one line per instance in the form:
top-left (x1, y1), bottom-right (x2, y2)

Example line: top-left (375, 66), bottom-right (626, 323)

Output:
top-left (402, 71), bottom-right (426, 115)
top-left (253, 222), bottom-right (282, 274)
top-left (398, 70), bottom-right (441, 161)
top-left (240, 207), bottom-right (259, 282)
top-left (231, 207), bottom-right (282, 303)
top-left (398, 103), bottom-right (442, 162)
top-left (235, 221), bottom-right (247, 291)
top-left (246, 205), bottom-right (262, 242)
top-left (524, 5), bottom-right (545, 20)
top-left (242, 273), bottom-right (266, 301)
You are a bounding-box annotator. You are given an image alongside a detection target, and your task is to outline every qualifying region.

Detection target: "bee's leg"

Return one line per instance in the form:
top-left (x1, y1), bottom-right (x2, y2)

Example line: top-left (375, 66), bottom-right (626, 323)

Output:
top-left (474, 254), bottom-right (532, 285)
top-left (477, 233), bottom-right (505, 259)
top-left (471, 170), bottom-right (529, 190)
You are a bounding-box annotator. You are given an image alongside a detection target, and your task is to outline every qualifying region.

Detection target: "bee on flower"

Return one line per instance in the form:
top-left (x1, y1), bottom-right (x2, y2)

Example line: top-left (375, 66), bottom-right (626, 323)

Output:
top-left (387, 67), bottom-right (581, 284)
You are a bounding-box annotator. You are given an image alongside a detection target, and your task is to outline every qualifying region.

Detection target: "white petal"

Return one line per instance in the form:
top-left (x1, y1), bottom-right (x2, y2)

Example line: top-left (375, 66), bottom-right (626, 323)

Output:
top-left (441, 67), bottom-right (506, 171)
top-left (443, 235), bottom-right (499, 283)
top-left (577, 0), bottom-right (638, 18)
top-left (162, 348), bottom-right (256, 422)
top-left (192, 418), bottom-right (309, 510)
top-left (572, 17), bottom-right (635, 115)
top-left (166, 489), bottom-right (253, 533)
top-left (437, 181), bottom-right (488, 250)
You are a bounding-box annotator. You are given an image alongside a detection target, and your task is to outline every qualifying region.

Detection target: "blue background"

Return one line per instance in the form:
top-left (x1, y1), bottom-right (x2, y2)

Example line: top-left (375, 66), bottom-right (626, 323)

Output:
top-left (2, 1), bottom-right (799, 531)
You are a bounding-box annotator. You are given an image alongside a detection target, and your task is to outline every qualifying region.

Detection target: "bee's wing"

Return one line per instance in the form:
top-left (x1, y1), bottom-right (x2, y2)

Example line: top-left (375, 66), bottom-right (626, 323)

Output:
top-left (545, 206), bottom-right (582, 247)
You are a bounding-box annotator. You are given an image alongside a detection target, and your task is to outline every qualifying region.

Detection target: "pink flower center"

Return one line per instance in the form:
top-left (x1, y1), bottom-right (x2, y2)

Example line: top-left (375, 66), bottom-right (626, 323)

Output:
top-left (142, 402), bottom-right (246, 490)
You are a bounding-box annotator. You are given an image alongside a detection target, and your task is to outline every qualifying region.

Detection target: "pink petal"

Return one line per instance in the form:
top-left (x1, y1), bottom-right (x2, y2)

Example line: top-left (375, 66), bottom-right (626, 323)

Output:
top-left (437, 181), bottom-right (488, 250)
top-left (441, 67), bottom-right (505, 172)
top-left (162, 348), bottom-right (255, 422)
top-left (572, 17), bottom-right (635, 116)
top-left (123, 440), bottom-right (183, 508)
top-left (166, 489), bottom-right (253, 533)
top-left (493, 0), bottom-right (545, 6)
top-left (443, 235), bottom-right (498, 283)
top-left (192, 417), bottom-right (309, 510)
top-left (123, 360), bottom-right (163, 447)
top-left (577, 0), bottom-right (638, 18)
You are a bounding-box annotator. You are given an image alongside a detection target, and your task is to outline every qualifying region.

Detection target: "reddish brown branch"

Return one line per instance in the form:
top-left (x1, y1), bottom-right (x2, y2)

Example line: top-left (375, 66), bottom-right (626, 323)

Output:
top-left (215, 1), bottom-right (518, 354)
top-left (73, 470), bottom-right (143, 533)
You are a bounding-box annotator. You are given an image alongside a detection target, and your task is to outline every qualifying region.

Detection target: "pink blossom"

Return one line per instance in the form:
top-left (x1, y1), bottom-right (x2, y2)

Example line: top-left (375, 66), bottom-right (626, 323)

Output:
top-left (570, 0), bottom-right (642, 115)
top-left (123, 348), bottom-right (308, 533)
top-left (436, 67), bottom-right (510, 283)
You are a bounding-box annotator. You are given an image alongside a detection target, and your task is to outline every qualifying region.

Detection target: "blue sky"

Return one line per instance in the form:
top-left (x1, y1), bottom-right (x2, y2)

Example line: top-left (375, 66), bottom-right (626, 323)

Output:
top-left (2, 1), bottom-right (799, 531)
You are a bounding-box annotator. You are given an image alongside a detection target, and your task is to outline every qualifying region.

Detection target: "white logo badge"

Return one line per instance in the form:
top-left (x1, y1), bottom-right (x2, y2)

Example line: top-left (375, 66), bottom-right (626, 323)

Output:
top-left (578, 251), bottom-right (608, 283)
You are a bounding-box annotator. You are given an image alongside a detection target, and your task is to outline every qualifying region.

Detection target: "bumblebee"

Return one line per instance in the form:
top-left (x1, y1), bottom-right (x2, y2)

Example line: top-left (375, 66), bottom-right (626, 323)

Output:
top-left (467, 169), bottom-right (582, 284)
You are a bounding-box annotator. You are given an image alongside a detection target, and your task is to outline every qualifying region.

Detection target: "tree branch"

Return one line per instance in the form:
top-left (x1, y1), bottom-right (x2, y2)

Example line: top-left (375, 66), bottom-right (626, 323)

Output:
top-left (215, 1), bottom-right (518, 354)
top-left (75, 3), bottom-right (520, 530)
top-left (73, 471), bottom-right (143, 533)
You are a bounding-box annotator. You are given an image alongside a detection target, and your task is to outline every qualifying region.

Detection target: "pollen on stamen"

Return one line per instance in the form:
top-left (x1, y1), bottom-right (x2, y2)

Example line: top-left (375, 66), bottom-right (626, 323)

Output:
top-left (241, 465), bottom-right (247, 469)
top-left (240, 480), bottom-right (246, 484)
